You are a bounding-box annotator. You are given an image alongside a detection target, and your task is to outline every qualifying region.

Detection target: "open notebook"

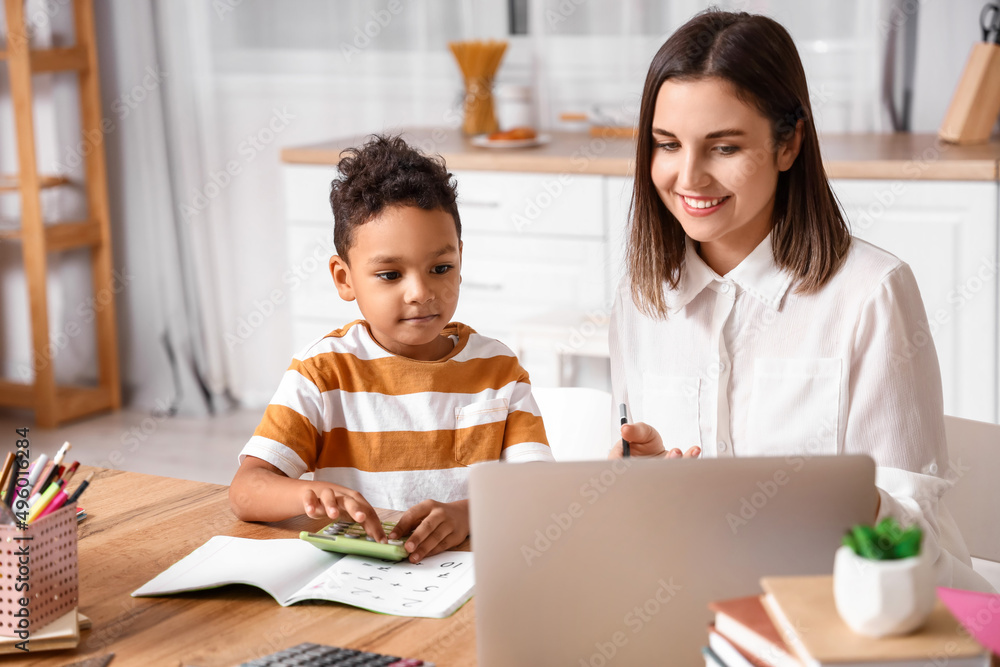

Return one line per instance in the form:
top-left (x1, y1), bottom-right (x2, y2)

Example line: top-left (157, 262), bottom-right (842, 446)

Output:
top-left (132, 536), bottom-right (474, 619)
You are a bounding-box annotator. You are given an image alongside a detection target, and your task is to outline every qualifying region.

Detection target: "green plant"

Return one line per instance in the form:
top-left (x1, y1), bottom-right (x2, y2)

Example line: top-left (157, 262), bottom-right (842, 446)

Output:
top-left (842, 517), bottom-right (922, 560)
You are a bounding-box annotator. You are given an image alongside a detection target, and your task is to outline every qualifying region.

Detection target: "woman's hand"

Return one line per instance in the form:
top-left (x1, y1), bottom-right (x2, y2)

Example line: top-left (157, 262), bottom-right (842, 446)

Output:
top-left (607, 422), bottom-right (701, 459)
top-left (301, 484), bottom-right (386, 543)
top-left (389, 499), bottom-right (470, 563)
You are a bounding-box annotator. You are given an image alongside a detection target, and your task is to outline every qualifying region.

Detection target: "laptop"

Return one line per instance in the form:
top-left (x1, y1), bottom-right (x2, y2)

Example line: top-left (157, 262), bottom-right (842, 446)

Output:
top-left (469, 455), bottom-right (877, 666)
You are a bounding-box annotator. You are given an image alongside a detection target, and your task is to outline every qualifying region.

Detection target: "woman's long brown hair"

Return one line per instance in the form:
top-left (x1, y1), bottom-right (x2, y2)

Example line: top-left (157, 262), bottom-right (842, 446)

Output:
top-left (629, 10), bottom-right (851, 318)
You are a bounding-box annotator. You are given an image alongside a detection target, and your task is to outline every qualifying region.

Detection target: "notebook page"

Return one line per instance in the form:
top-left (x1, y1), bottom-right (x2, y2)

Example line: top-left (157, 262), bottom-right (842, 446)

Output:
top-left (288, 550), bottom-right (475, 618)
top-left (132, 536), bottom-right (342, 604)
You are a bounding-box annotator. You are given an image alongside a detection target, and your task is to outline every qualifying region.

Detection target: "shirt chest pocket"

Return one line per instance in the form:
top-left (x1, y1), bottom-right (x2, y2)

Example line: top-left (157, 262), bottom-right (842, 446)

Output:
top-left (641, 374), bottom-right (702, 449)
top-left (454, 398), bottom-right (509, 466)
top-left (745, 358), bottom-right (842, 458)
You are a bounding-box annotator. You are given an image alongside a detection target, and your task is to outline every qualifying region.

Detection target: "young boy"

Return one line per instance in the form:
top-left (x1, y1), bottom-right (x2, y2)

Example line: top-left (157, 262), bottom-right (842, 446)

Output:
top-left (229, 134), bottom-right (553, 562)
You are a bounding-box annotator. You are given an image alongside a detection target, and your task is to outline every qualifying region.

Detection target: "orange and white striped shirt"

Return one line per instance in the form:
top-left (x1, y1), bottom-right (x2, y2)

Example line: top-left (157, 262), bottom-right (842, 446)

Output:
top-left (239, 320), bottom-right (552, 510)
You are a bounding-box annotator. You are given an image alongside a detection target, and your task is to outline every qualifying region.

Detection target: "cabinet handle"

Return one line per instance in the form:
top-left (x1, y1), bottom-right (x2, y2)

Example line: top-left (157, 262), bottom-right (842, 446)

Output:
top-left (463, 281), bottom-right (503, 291)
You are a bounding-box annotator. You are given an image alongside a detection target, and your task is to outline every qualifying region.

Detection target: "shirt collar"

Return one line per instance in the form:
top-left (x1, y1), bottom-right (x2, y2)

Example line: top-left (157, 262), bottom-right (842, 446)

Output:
top-left (664, 234), bottom-right (794, 313)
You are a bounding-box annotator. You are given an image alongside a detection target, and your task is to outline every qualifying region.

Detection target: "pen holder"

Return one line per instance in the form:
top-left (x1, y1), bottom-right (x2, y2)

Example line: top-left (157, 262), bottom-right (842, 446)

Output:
top-left (0, 504), bottom-right (78, 636)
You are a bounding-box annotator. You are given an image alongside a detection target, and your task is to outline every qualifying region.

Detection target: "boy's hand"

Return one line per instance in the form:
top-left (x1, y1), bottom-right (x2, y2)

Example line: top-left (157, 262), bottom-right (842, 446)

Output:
top-left (607, 422), bottom-right (701, 459)
top-left (302, 484), bottom-right (386, 543)
top-left (389, 499), bottom-right (470, 563)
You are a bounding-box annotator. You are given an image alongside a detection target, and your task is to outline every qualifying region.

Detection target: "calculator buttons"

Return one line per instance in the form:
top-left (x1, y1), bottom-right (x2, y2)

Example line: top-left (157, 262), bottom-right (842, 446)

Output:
top-left (238, 642), bottom-right (432, 667)
top-left (299, 521), bottom-right (411, 560)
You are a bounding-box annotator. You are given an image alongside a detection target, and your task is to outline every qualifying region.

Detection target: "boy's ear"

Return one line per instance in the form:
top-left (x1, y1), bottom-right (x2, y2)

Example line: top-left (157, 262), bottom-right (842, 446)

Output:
top-left (777, 119), bottom-right (804, 172)
top-left (329, 255), bottom-right (356, 302)
top-left (459, 241), bottom-right (463, 282)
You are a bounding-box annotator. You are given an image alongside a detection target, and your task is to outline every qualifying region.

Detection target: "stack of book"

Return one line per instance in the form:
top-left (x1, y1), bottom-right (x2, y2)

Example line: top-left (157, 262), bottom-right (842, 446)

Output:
top-left (0, 611), bottom-right (89, 654)
top-left (703, 575), bottom-right (995, 667)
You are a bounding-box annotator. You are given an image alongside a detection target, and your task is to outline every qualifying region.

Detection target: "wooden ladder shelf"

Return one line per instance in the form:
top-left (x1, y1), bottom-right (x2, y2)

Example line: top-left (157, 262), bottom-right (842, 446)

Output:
top-left (0, 0), bottom-right (120, 427)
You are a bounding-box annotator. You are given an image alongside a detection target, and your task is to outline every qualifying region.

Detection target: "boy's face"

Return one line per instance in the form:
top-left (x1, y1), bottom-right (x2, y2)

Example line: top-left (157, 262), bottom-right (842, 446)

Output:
top-left (330, 205), bottom-right (462, 361)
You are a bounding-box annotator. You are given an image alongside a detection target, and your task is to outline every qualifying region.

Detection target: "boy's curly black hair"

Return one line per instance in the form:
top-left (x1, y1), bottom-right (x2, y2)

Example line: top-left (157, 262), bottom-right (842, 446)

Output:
top-left (329, 134), bottom-right (461, 262)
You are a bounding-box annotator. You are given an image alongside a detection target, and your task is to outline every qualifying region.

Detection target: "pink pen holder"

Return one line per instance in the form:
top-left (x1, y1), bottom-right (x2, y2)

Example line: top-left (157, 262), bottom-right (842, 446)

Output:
top-left (0, 504), bottom-right (78, 636)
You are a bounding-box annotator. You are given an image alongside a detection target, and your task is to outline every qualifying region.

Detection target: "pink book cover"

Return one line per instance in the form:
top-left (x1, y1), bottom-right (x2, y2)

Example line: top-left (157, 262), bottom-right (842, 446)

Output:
top-left (937, 586), bottom-right (1000, 656)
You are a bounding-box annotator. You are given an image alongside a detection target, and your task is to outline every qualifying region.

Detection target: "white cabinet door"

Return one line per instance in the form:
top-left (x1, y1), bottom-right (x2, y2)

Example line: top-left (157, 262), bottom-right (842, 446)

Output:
top-left (452, 170), bottom-right (605, 238)
top-left (605, 176), bottom-right (633, 299)
top-left (832, 179), bottom-right (998, 423)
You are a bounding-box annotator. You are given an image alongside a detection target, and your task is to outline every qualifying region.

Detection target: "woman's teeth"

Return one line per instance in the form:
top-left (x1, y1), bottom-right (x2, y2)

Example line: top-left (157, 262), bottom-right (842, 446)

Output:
top-left (683, 196), bottom-right (727, 209)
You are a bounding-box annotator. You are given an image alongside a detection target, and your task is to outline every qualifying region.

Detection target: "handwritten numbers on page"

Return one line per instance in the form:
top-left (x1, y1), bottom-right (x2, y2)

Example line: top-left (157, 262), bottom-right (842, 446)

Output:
top-left (305, 550), bottom-right (475, 617)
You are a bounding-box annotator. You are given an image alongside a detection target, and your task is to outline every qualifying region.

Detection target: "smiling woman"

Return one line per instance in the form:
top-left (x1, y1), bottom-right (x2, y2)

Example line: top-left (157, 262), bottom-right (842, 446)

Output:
top-left (608, 9), bottom-right (995, 593)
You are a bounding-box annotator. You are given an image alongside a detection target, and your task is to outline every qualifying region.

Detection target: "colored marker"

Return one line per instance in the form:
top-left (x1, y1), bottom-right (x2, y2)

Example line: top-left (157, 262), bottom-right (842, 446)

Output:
top-left (27, 480), bottom-right (63, 523)
top-left (52, 441), bottom-right (71, 466)
top-left (35, 485), bottom-right (71, 520)
top-left (23, 454), bottom-right (48, 494)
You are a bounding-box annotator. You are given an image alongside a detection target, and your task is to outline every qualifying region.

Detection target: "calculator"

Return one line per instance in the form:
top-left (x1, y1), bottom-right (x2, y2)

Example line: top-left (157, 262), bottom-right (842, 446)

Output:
top-left (299, 520), bottom-right (410, 561)
top-left (237, 642), bottom-right (433, 666)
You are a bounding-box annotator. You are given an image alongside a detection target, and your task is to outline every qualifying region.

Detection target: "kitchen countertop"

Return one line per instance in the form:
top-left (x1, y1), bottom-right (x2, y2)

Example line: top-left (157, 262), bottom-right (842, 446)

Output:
top-left (281, 128), bottom-right (1000, 181)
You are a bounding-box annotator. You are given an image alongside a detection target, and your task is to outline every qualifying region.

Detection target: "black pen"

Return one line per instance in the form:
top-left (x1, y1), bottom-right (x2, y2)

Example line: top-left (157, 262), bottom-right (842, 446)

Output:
top-left (619, 403), bottom-right (630, 457)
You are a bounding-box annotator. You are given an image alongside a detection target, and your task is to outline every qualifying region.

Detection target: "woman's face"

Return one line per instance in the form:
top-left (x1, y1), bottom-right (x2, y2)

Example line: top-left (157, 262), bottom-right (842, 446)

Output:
top-left (649, 77), bottom-right (800, 274)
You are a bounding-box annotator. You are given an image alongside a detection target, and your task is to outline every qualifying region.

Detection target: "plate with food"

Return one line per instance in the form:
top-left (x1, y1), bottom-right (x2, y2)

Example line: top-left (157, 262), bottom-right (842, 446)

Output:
top-left (471, 127), bottom-right (550, 149)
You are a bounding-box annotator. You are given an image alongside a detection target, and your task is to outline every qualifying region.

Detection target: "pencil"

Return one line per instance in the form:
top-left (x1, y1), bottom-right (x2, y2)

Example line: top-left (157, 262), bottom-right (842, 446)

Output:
top-left (619, 403), bottom-right (630, 457)
top-left (65, 473), bottom-right (93, 506)
top-left (0, 453), bottom-right (14, 503)
top-left (3, 455), bottom-right (23, 510)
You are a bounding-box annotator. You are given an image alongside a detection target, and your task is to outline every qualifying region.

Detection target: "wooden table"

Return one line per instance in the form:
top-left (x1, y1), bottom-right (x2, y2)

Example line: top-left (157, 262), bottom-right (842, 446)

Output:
top-left (19, 467), bottom-right (476, 666)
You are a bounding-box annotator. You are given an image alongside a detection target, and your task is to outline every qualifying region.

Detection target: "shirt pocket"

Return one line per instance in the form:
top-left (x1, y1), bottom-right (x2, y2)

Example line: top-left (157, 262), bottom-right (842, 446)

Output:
top-left (745, 358), bottom-right (842, 458)
top-left (454, 398), bottom-right (509, 466)
top-left (641, 374), bottom-right (702, 449)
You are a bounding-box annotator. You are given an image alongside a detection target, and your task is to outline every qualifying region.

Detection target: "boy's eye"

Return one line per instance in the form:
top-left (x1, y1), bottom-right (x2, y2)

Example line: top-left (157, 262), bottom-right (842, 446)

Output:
top-left (375, 271), bottom-right (400, 281)
top-left (432, 264), bottom-right (453, 275)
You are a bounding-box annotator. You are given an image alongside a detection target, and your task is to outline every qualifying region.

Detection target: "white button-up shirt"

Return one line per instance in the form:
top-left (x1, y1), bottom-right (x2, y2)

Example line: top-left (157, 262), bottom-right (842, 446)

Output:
top-left (611, 234), bottom-right (992, 591)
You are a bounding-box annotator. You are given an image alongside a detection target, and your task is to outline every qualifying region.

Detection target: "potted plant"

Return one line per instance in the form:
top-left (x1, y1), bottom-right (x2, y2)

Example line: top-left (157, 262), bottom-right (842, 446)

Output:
top-left (833, 517), bottom-right (935, 637)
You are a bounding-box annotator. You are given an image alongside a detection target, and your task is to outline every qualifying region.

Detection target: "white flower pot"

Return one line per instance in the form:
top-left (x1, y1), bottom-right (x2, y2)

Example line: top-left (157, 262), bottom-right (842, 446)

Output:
top-left (833, 544), bottom-right (935, 637)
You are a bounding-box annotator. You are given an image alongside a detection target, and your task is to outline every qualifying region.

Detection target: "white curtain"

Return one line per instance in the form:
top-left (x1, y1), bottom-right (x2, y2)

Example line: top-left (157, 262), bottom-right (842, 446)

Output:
top-left (94, 0), bottom-right (237, 415)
